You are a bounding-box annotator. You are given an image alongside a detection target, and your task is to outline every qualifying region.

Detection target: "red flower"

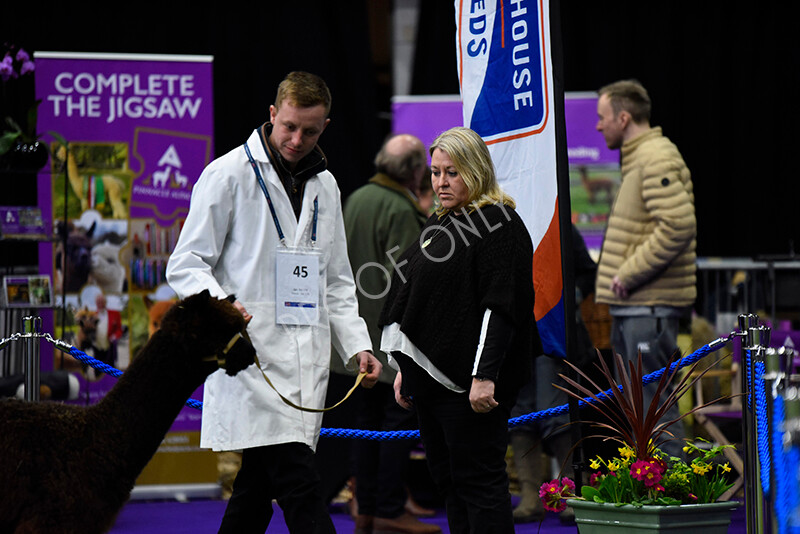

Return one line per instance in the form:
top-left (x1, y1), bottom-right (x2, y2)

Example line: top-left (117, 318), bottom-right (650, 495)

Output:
top-left (539, 478), bottom-right (576, 513)
top-left (630, 459), bottom-right (664, 487)
top-left (652, 457), bottom-right (667, 475)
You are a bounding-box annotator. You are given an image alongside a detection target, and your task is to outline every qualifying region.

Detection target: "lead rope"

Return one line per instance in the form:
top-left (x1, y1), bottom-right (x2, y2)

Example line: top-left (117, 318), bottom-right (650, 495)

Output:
top-left (254, 352), bottom-right (366, 413)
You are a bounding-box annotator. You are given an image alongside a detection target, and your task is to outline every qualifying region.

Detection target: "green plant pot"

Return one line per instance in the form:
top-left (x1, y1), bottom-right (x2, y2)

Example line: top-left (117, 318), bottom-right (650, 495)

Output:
top-left (567, 499), bottom-right (739, 533)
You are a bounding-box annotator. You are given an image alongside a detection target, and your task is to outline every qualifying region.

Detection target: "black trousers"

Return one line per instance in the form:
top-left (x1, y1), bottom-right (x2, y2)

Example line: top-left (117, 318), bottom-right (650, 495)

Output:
top-left (218, 442), bottom-right (335, 534)
top-left (354, 381), bottom-right (419, 518)
top-left (415, 385), bottom-right (515, 534)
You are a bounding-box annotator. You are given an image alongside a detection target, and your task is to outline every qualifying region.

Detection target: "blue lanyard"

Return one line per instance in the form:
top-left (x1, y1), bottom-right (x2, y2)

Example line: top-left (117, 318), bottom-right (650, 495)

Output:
top-left (312, 196), bottom-right (318, 244)
top-left (243, 142), bottom-right (318, 247)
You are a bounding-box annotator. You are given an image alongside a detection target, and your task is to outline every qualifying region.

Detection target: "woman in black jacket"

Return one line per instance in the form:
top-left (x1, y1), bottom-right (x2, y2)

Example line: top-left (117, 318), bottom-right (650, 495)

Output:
top-left (379, 126), bottom-right (542, 533)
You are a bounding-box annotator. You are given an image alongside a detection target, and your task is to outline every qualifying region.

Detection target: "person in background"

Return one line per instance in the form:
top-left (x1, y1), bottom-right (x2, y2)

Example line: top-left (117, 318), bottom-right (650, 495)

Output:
top-left (380, 126), bottom-right (541, 533)
top-left (343, 133), bottom-right (439, 534)
top-left (594, 79), bottom-right (696, 459)
top-left (508, 225), bottom-right (597, 525)
top-left (92, 292), bottom-right (122, 368)
top-left (416, 166), bottom-right (435, 215)
top-left (167, 71), bottom-right (381, 534)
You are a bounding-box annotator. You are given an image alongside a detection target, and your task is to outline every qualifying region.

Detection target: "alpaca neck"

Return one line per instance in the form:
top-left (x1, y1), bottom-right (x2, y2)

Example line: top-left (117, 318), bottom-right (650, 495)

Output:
top-left (88, 332), bottom-right (211, 484)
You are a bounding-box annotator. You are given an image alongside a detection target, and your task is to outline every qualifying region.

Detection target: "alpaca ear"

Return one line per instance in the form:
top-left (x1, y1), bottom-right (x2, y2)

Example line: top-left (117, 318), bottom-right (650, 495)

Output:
top-left (198, 289), bottom-right (211, 301)
top-left (225, 294), bottom-right (236, 303)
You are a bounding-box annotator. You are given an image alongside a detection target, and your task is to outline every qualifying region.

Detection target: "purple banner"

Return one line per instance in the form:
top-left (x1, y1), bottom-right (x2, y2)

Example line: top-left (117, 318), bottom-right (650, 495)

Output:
top-left (392, 93), bottom-right (620, 251)
top-left (34, 52), bottom-right (215, 484)
top-left (564, 93), bottom-right (618, 166)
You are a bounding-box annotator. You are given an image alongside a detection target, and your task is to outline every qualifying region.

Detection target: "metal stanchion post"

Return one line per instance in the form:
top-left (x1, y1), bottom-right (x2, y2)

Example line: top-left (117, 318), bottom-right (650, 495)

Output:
top-left (747, 324), bottom-right (770, 534)
top-left (22, 315), bottom-right (42, 402)
top-left (738, 314), bottom-right (760, 534)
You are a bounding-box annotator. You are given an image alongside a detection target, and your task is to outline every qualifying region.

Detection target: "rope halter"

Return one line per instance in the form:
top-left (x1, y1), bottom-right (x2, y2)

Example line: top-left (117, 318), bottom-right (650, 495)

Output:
top-left (203, 330), bottom-right (248, 369)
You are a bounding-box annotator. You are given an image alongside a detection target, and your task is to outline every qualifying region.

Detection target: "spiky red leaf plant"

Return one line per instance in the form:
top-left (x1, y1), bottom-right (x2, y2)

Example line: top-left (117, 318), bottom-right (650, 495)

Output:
top-left (555, 349), bottom-right (735, 462)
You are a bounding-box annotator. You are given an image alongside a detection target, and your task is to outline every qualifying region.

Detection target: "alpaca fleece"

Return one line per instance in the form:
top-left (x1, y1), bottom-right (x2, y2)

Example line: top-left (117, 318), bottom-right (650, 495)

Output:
top-left (0, 290), bottom-right (255, 534)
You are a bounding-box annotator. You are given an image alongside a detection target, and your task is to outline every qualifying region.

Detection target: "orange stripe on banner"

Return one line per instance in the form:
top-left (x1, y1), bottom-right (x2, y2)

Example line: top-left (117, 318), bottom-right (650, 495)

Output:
top-left (501, 1), bottom-right (506, 48)
top-left (533, 200), bottom-right (562, 320)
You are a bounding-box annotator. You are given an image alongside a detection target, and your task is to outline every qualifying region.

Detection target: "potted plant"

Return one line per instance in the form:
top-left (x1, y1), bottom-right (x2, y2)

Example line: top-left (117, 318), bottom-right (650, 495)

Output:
top-left (539, 350), bottom-right (739, 533)
top-left (1, 43), bottom-right (47, 171)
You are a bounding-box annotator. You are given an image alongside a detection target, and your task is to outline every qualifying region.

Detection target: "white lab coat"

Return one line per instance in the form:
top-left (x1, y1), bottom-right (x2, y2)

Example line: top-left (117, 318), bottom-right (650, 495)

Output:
top-left (166, 128), bottom-right (371, 451)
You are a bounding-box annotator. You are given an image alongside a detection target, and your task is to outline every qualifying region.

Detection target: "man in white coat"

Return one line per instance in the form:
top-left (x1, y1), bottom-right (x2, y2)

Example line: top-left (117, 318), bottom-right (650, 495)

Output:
top-left (167, 71), bottom-right (381, 534)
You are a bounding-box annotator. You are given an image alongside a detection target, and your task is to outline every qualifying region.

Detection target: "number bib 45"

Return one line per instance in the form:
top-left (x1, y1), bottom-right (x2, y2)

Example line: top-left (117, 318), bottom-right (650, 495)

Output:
top-left (275, 248), bottom-right (320, 325)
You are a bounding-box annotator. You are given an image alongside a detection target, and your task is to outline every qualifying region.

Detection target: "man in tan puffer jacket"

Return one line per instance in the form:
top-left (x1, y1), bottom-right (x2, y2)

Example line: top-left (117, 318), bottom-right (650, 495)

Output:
top-left (594, 79), bottom-right (696, 459)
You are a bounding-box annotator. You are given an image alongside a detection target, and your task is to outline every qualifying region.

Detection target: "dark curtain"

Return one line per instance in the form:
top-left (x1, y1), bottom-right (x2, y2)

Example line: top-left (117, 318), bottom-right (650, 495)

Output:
top-left (2, 3), bottom-right (382, 203)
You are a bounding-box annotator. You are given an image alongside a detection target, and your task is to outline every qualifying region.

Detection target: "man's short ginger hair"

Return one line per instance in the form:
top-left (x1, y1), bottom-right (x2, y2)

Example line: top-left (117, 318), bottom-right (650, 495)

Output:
top-left (598, 79), bottom-right (651, 124)
top-left (274, 71), bottom-right (332, 116)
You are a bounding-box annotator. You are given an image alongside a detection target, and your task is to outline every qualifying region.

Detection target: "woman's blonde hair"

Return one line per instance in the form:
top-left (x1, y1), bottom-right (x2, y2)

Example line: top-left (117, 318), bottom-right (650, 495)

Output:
top-left (429, 127), bottom-right (515, 215)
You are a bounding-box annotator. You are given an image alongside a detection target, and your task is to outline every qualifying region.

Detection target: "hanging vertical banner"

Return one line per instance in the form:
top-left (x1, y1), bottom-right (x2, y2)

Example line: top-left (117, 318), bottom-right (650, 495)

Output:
top-left (455, 0), bottom-right (565, 356)
top-left (34, 52), bottom-right (216, 485)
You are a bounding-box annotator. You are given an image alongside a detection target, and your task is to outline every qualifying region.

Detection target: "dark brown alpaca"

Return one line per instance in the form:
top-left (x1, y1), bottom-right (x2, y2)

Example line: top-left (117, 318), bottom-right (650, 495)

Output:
top-left (578, 165), bottom-right (616, 205)
top-left (0, 290), bottom-right (255, 534)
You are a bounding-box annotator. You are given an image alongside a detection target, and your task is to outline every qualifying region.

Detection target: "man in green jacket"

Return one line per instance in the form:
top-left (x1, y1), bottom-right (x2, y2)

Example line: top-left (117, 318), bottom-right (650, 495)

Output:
top-left (343, 134), bottom-right (440, 534)
top-left (595, 79), bottom-right (696, 459)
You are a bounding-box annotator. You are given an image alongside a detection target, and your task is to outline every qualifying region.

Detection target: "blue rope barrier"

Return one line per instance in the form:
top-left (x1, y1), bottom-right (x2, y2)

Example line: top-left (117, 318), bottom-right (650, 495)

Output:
top-left (59, 341), bottom-right (722, 440)
top-left (64, 346), bottom-right (203, 409)
top-left (746, 349), bottom-right (752, 411)
top-left (508, 342), bottom-right (716, 429)
top-left (67, 347), bottom-right (123, 378)
top-left (754, 360), bottom-right (770, 495)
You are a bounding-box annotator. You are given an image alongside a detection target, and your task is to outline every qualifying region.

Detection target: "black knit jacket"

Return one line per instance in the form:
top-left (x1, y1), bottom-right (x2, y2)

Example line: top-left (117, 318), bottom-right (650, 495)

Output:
top-left (379, 204), bottom-right (541, 403)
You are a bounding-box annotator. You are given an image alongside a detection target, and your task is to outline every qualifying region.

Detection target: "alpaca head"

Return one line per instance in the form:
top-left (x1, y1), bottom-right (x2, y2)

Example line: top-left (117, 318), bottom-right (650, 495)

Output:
top-left (90, 241), bottom-right (126, 294)
top-left (56, 220), bottom-right (97, 292)
top-left (159, 290), bottom-right (255, 376)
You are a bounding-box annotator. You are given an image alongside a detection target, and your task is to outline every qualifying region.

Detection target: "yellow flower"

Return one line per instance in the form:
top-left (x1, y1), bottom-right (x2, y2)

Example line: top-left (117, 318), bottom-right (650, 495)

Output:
top-left (683, 446), bottom-right (690, 453)
top-left (692, 462), bottom-right (711, 475)
top-left (608, 460), bottom-right (621, 472)
top-left (722, 463), bottom-right (731, 473)
top-left (590, 458), bottom-right (601, 470)
top-left (618, 446), bottom-right (635, 459)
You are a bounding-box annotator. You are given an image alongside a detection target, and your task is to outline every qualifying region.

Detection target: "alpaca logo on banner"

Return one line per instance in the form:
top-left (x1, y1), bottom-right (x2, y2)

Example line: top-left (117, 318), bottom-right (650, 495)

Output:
top-left (130, 129), bottom-right (210, 227)
top-left (459, 0), bottom-right (547, 141)
top-left (152, 145), bottom-right (189, 189)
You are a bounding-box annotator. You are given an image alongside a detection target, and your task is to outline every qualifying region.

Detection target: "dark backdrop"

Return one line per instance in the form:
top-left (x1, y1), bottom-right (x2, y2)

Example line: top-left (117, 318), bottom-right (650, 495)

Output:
top-left (2, 3), bottom-right (385, 206)
top-left (4, 2), bottom-right (798, 259)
